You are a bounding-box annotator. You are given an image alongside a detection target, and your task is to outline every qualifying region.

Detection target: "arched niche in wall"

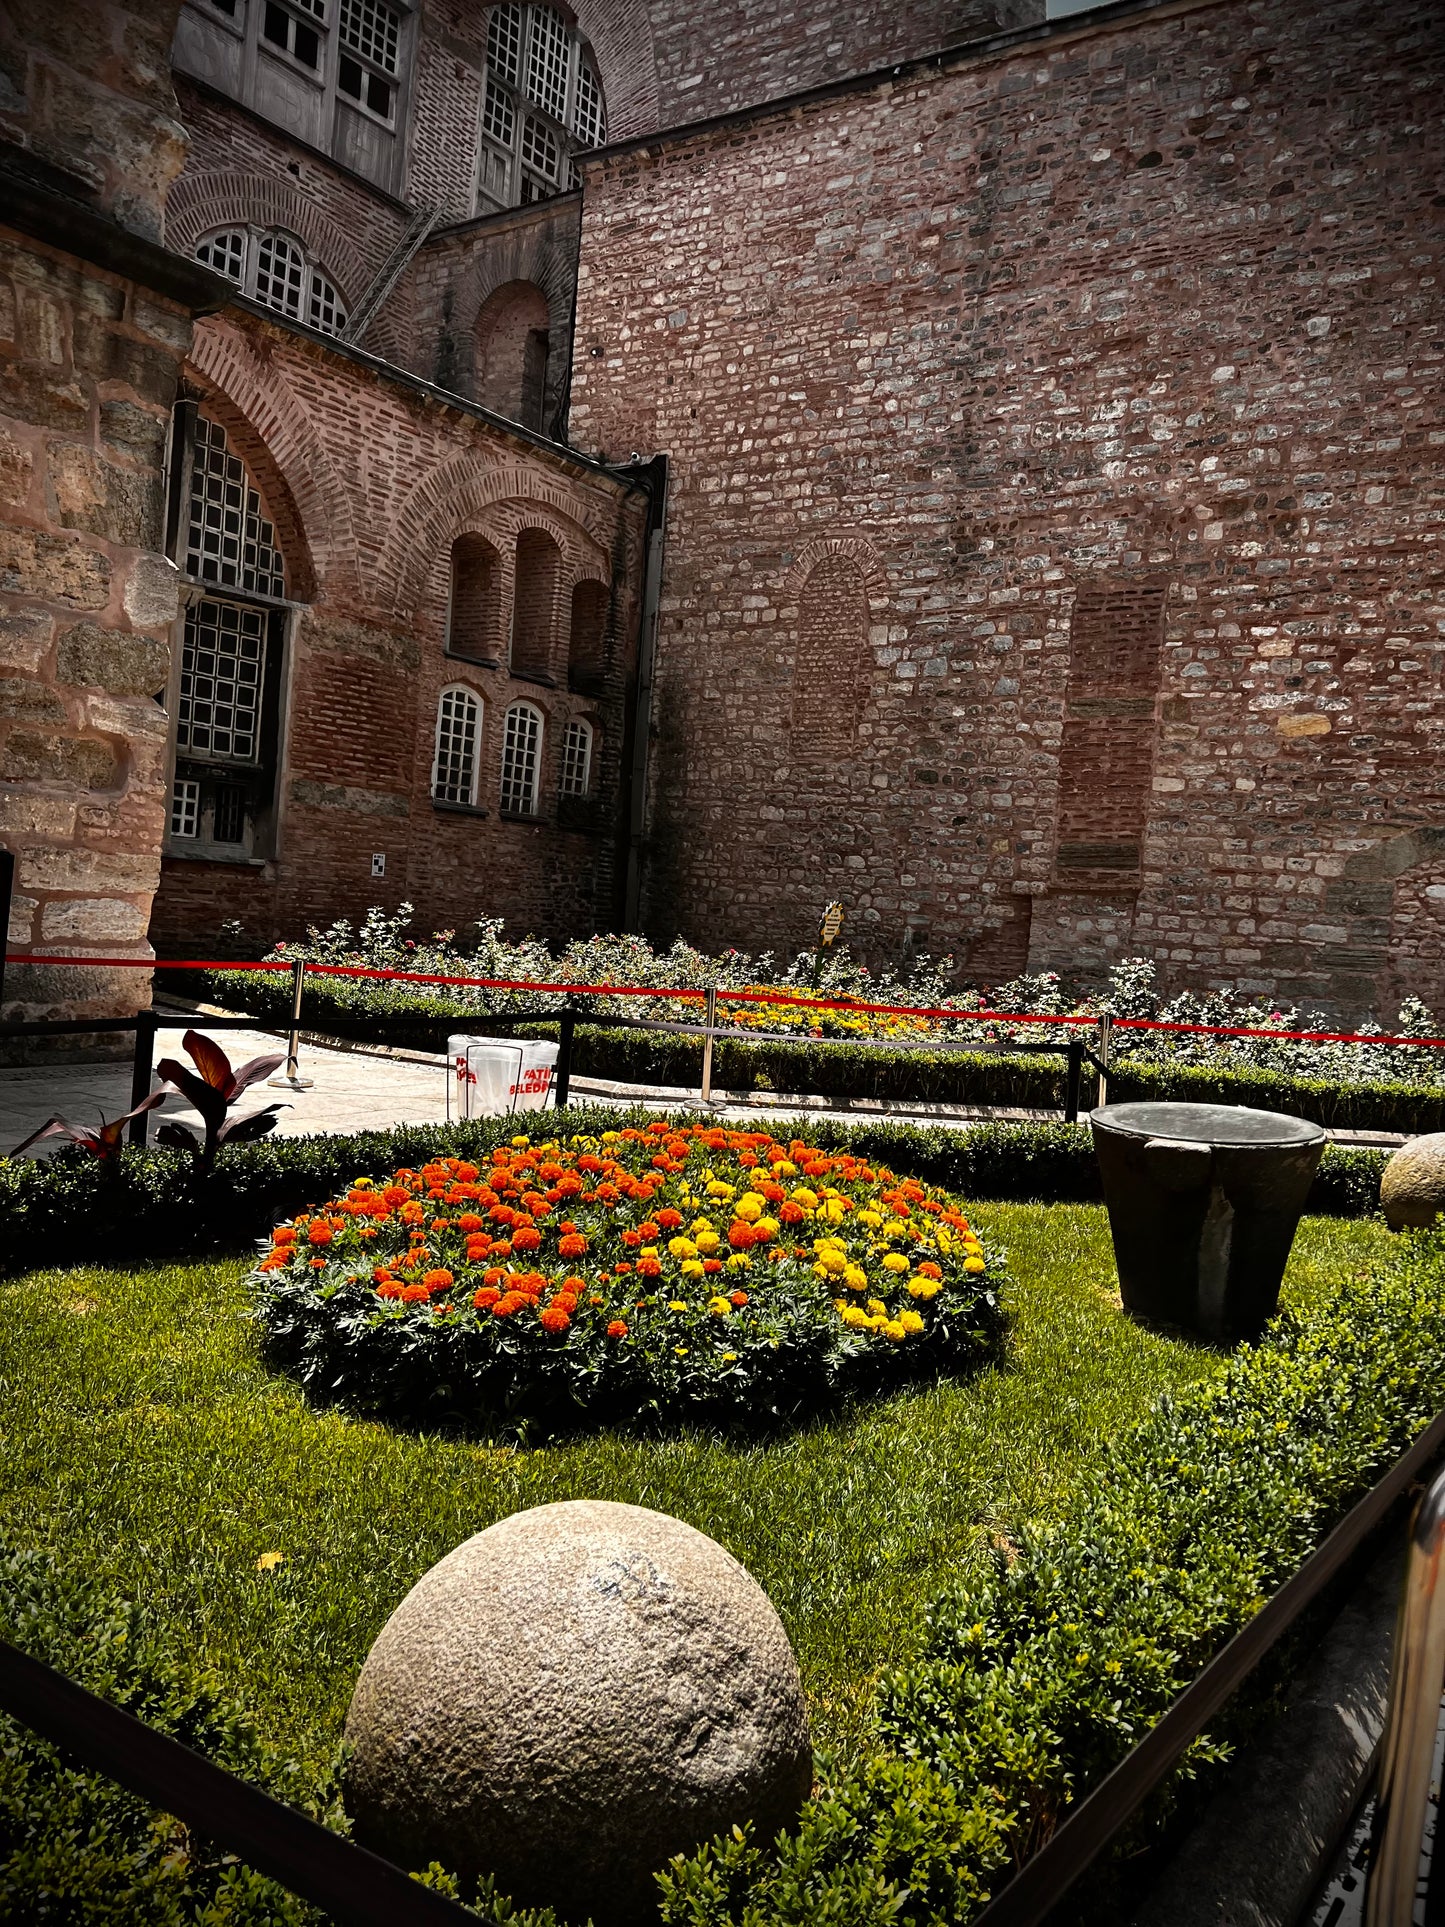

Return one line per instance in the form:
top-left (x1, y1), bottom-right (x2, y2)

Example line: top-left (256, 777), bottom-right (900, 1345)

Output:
top-left (511, 526), bottom-right (562, 679)
top-left (475, 280), bottom-right (552, 431)
top-left (568, 576), bottom-right (608, 691)
top-left (447, 532), bottom-right (504, 661)
top-left (789, 549), bottom-right (875, 755)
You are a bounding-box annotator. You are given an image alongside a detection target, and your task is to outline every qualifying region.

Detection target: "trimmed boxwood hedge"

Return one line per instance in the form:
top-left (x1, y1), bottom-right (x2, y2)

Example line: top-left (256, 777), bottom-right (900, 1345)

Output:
top-left (0, 1112), bottom-right (1387, 1278)
top-left (193, 967), bottom-right (1445, 1135)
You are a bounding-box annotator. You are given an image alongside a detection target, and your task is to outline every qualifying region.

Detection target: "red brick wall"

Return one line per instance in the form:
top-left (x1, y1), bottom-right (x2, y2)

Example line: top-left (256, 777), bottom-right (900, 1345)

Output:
top-left (151, 309), bottom-right (647, 957)
top-left (571, 0), bottom-right (1445, 1017)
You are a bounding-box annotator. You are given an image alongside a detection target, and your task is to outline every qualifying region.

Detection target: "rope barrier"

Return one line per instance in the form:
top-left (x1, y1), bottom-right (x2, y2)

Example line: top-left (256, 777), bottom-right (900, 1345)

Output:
top-left (8, 952), bottom-right (1445, 1051)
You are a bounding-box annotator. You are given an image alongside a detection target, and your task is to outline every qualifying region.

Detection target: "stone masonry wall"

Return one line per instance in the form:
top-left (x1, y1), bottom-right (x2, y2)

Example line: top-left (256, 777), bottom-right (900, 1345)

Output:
top-left (150, 310), bottom-right (647, 959)
top-left (570, 0), bottom-right (1445, 1017)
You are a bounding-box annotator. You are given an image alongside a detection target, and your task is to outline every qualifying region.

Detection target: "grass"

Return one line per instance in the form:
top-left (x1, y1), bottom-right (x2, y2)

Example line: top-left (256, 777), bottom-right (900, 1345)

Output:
top-left (0, 1205), bottom-right (1391, 1783)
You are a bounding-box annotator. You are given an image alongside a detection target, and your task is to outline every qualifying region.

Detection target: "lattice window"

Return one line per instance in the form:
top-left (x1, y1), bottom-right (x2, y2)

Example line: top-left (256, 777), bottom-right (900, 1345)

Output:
top-left (572, 59), bottom-right (605, 146)
top-left (521, 115), bottom-right (557, 181)
top-left (212, 782), bottom-right (248, 843)
top-left (432, 685), bottom-right (482, 806)
top-left (483, 75), bottom-right (514, 145)
top-left (261, 0), bottom-right (321, 69)
top-left (293, 0), bottom-right (327, 17)
top-left (177, 597), bottom-right (269, 762)
top-left (475, 5), bottom-right (605, 214)
top-left (308, 268), bottom-right (347, 334)
top-left (186, 415), bottom-right (286, 599)
top-left (487, 3), bottom-right (523, 83)
top-left (171, 778), bottom-right (201, 838)
top-left (526, 5), bottom-right (570, 118)
top-left (195, 229), bottom-right (246, 283)
top-left (559, 719), bottom-right (592, 797)
top-left (254, 230), bottom-right (305, 320)
top-left (500, 702), bottom-right (542, 815)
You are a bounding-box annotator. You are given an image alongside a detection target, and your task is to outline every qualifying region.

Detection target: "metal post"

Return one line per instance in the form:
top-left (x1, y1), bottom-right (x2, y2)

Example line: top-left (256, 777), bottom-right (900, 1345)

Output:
top-left (1064, 1038), bottom-right (1083, 1124)
top-left (1366, 1464), bottom-right (1445, 1925)
top-left (128, 1011), bottom-right (157, 1146)
top-left (700, 986), bottom-right (717, 1105)
top-left (555, 1005), bottom-right (574, 1109)
top-left (1098, 1011), bottom-right (1112, 1108)
top-left (0, 846), bottom-right (13, 1017)
top-left (269, 958), bottom-right (313, 1089)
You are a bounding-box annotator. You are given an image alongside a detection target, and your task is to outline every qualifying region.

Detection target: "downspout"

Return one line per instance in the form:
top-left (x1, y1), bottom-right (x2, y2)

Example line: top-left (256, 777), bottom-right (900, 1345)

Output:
top-left (621, 453), bottom-right (669, 932)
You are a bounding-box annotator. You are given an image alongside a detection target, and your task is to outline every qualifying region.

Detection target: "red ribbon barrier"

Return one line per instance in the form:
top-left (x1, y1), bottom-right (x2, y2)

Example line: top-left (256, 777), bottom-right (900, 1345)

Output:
top-left (7, 952), bottom-right (1445, 1051)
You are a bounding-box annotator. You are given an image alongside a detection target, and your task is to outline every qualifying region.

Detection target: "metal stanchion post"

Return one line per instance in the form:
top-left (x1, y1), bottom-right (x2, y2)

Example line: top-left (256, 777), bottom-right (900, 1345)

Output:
top-left (1097, 1011), bottom-right (1112, 1108)
top-left (269, 958), bottom-right (314, 1089)
top-left (555, 1005), bottom-right (574, 1109)
top-left (128, 1011), bottom-right (157, 1146)
top-left (700, 986), bottom-right (717, 1105)
top-left (1064, 1038), bottom-right (1083, 1124)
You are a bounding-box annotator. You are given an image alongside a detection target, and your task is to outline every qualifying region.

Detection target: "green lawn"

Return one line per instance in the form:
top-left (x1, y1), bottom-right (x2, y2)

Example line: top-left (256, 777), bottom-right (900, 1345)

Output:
top-left (0, 1205), bottom-right (1390, 1777)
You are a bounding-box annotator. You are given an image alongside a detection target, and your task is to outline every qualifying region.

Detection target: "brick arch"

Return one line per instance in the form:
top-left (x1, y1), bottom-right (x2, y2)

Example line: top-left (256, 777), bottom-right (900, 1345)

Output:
top-left (165, 171), bottom-right (377, 313)
top-left (187, 317), bottom-right (362, 603)
top-left (383, 454), bottom-right (611, 617)
top-left (566, 0), bottom-right (660, 141)
top-left (782, 535), bottom-right (886, 758)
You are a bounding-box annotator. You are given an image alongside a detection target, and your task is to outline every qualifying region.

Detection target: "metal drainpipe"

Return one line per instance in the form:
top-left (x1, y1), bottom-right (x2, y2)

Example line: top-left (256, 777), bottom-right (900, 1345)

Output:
top-left (622, 453), bottom-right (670, 932)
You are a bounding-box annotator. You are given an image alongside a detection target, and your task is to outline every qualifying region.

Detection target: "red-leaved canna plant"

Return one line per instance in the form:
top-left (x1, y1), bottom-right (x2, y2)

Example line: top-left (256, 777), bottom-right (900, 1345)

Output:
top-left (153, 1030), bottom-right (288, 1175)
top-left (8, 1092), bottom-right (169, 1165)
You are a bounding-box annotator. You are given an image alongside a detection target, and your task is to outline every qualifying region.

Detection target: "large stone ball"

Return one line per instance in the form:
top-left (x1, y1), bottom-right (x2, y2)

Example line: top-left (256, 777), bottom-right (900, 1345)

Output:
top-left (343, 1500), bottom-right (812, 1924)
top-left (1381, 1133), bottom-right (1445, 1230)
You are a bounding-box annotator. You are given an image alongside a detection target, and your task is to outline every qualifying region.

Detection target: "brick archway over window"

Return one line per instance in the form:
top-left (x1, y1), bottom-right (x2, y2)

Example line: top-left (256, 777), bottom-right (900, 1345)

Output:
top-left (476, 280), bottom-right (552, 431)
top-left (567, 0), bottom-right (660, 140)
top-left (784, 535), bottom-right (884, 757)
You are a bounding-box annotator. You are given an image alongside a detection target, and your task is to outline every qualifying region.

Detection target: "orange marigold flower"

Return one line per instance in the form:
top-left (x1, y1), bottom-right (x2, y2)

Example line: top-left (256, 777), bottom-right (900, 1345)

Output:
top-left (621, 1228), bottom-right (642, 1248)
top-left (473, 1286), bottom-right (501, 1309)
top-left (607, 1320), bottom-right (629, 1338)
top-left (562, 1274), bottom-right (586, 1292)
top-left (382, 1186), bottom-right (410, 1207)
top-left (655, 1208), bottom-right (684, 1230)
top-left (730, 1290), bottom-right (749, 1308)
top-left (728, 1221), bottom-right (755, 1249)
top-left (636, 1255), bottom-right (663, 1278)
top-left (916, 1260), bottom-right (943, 1280)
top-left (422, 1269), bottom-right (454, 1293)
top-left (307, 1223), bottom-right (334, 1246)
top-left (558, 1232), bottom-right (587, 1258)
top-left (492, 1293), bottom-right (526, 1317)
top-left (400, 1283), bottom-right (429, 1303)
top-left (456, 1213), bottom-right (485, 1233)
top-left (491, 1240), bottom-right (513, 1259)
top-left (538, 1305), bottom-right (571, 1334)
top-left (257, 1255), bottom-right (286, 1272)
top-left (703, 1258), bottom-right (723, 1274)
top-left (272, 1225), bottom-right (297, 1246)
top-left (589, 1294), bottom-right (605, 1305)
top-left (376, 1280), bottom-right (404, 1299)
top-left (638, 1219), bottom-right (661, 1239)
top-left (779, 1200), bottom-right (806, 1224)
top-left (511, 1225), bottom-right (543, 1252)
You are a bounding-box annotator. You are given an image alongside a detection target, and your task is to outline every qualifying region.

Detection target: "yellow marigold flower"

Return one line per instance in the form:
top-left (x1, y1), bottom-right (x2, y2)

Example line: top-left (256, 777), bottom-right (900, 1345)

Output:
top-left (883, 1320), bottom-right (907, 1342)
top-left (909, 1277), bottom-right (942, 1300)
top-left (883, 1219), bottom-right (908, 1238)
top-left (790, 1187), bottom-right (819, 1208)
top-left (756, 1216), bottom-right (780, 1238)
top-left (721, 1352), bottom-right (738, 1363)
top-left (726, 1252), bottom-right (751, 1271)
top-left (858, 1209), bottom-right (883, 1229)
top-left (669, 1300), bottom-right (689, 1312)
top-left (813, 1263), bottom-right (832, 1281)
top-left (882, 1252), bottom-right (910, 1273)
top-left (689, 1216), bottom-right (713, 1234)
top-left (866, 1297), bottom-right (887, 1317)
top-left (681, 1260), bottom-right (706, 1279)
top-left (706, 1180), bottom-right (735, 1200)
top-left (668, 1236), bottom-right (698, 1259)
top-left (694, 1230), bottom-right (721, 1254)
top-left (964, 1256), bottom-right (986, 1273)
top-left (839, 1305), bottom-right (871, 1329)
top-left (734, 1192), bottom-right (766, 1223)
top-left (821, 1198), bottom-right (848, 1223)
top-left (844, 1266), bottom-right (869, 1292)
top-left (641, 1245), bottom-right (660, 1259)
top-left (708, 1297), bottom-right (732, 1317)
top-left (675, 1346), bottom-right (689, 1357)
top-left (774, 1160), bottom-right (798, 1178)
top-left (817, 1248), bottom-right (848, 1276)
top-left (899, 1310), bottom-right (924, 1333)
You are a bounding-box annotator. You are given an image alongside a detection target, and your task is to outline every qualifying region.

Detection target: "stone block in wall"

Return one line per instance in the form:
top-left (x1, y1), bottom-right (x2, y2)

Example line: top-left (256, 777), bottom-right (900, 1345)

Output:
top-left (39, 896), bottom-right (150, 943)
top-left (0, 730), bottom-right (119, 787)
top-left (0, 609), bottom-right (51, 672)
top-left (55, 620), bottom-right (169, 694)
top-left (0, 526), bottom-right (110, 605)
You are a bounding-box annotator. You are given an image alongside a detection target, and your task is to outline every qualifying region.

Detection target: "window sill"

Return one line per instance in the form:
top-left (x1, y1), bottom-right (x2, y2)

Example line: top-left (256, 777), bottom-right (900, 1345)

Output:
top-left (445, 650), bottom-right (504, 670)
top-left (499, 808), bottom-right (546, 825)
top-left (165, 845), bottom-right (269, 868)
top-left (509, 669), bottom-right (557, 689)
top-left (432, 799), bottom-right (490, 818)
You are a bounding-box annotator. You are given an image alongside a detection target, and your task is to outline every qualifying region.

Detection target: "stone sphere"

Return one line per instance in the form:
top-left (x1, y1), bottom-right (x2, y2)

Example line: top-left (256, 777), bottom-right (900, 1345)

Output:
top-left (1381, 1133), bottom-right (1445, 1230)
top-left (343, 1500), bottom-right (812, 1924)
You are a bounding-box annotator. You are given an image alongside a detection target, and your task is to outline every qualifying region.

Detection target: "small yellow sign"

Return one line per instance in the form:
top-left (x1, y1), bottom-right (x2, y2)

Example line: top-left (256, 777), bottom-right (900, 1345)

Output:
top-left (820, 902), bottom-right (845, 947)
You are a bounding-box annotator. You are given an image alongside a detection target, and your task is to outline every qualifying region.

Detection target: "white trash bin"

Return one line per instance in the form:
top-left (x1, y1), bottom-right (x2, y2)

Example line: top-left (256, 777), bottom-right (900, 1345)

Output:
top-left (448, 1035), bottom-right (559, 1119)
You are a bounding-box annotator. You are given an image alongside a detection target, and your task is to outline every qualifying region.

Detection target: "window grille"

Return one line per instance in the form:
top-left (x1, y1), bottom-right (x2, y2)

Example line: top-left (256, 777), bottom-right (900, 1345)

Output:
top-left (293, 0), bottom-right (326, 17)
top-left (177, 597), bottom-right (269, 763)
top-left (483, 76), bottom-right (514, 146)
top-left (521, 115), bottom-right (557, 181)
top-left (212, 782), bottom-right (248, 843)
top-left (487, 3), bottom-right (523, 84)
top-left (196, 229), bottom-right (246, 283)
top-left (572, 59), bottom-right (605, 146)
top-left (432, 686), bottom-right (482, 805)
top-left (559, 719), bottom-right (592, 797)
top-left (526, 5), bottom-right (570, 119)
top-left (186, 415), bottom-right (286, 599)
top-left (194, 229), bottom-right (349, 337)
top-left (500, 702), bottom-right (542, 815)
top-left (475, 5), bottom-right (604, 214)
top-left (171, 778), bottom-right (201, 838)
top-left (254, 230), bottom-right (305, 319)
top-left (262, 0), bottom-right (320, 68)
top-left (340, 0), bottom-right (398, 74)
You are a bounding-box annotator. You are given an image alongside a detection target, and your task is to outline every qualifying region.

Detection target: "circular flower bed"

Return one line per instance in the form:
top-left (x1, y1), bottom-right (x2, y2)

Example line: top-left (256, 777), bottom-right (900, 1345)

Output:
top-left (251, 1121), bottom-right (1003, 1436)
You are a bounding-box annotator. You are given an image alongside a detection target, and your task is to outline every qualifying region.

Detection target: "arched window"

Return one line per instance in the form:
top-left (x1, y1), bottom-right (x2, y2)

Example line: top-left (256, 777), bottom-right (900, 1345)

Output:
top-left (432, 685), bottom-right (483, 806)
top-left (474, 281), bottom-right (551, 429)
top-left (195, 226), bottom-right (349, 336)
top-left (170, 412), bottom-right (290, 859)
top-left (568, 578), bottom-right (607, 690)
top-left (448, 534), bottom-right (502, 660)
top-left (500, 700), bottom-right (543, 816)
top-left (511, 528), bottom-right (560, 679)
top-left (476, 4), bottom-right (607, 213)
top-left (559, 718), bottom-right (593, 797)
top-left (789, 554), bottom-right (873, 754)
